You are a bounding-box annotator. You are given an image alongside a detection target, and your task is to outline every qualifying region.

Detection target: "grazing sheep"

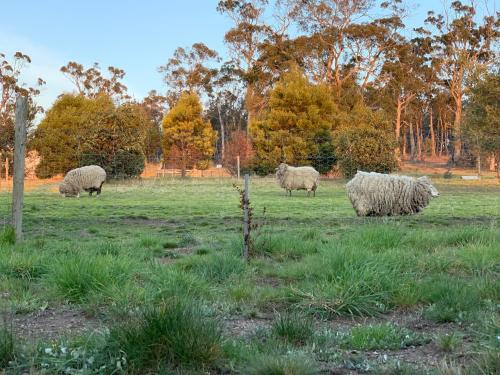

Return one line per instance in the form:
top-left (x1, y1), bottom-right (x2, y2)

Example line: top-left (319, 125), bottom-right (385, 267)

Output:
top-left (346, 171), bottom-right (439, 216)
top-left (59, 165), bottom-right (106, 198)
top-left (275, 163), bottom-right (320, 197)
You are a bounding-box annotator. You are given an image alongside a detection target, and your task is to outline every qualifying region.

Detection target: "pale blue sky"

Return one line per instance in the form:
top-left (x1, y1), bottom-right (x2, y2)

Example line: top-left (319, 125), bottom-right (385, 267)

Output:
top-left (1, 0), bottom-right (496, 110)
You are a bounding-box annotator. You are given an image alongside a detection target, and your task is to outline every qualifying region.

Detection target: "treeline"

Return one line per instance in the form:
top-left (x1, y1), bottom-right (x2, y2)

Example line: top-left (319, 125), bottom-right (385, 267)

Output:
top-left (0, 1), bottom-right (498, 178)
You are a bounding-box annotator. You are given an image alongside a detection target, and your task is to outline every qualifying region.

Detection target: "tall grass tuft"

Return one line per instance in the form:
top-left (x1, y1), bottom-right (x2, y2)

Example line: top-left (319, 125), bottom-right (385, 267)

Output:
top-left (271, 312), bottom-right (314, 345)
top-left (177, 252), bottom-right (246, 283)
top-left (0, 226), bottom-right (15, 245)
top-left (108, 299), bottom-right (223, 372)
top-left (48, 253), bottom-right (136, 303)
top-left (245, 354), bottom-right (318, 375)
top-left (0, 326), bottom-right (16, 369)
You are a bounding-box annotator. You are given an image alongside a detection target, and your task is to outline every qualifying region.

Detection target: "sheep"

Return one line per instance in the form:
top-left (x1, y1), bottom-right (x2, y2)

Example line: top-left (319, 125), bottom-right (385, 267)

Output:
top-left (346, 171), bottom-right (439, 216)
top-left (59, 165), bottom-right (106, 198)
top-left (275, 163), bottom-right (320, 197)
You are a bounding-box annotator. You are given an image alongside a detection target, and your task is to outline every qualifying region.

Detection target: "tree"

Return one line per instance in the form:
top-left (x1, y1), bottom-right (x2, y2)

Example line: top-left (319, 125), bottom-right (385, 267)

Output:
top-left (1, 52), bottom-right (45, 158)
top-left (217, 0), bottom-right (271, 124)
top-left (285, 0), bottom-right (404, 96)
top-left (33, 94), bottom-right (147, 178)
top-left (336, 126), bottom-right (397, 178)
top-left (463, 72), bottom-right (500, 178)
top-left (162, 92), bottom-right (217, 177)
top-left (141, 90), bottom-right (168, 162)
top-left (250, 68), bottom-right (336, 175)
top-left (424, 1), bottom-right (499, 163)
top-left (223, 130), bottom-right (255, 175)
top-left (159, 43), bottom-right (220, 107)
top-left (60, 61), bottom-right (130, 101)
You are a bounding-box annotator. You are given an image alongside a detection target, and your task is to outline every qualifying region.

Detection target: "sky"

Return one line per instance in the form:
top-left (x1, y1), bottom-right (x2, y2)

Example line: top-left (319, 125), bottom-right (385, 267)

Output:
top-left (1, 0), bottom-right (496, 110)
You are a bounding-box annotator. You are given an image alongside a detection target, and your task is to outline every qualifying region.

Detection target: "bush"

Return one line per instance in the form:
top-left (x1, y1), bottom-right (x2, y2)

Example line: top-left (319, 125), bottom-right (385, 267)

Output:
top-left (80, 149), bottom-right (145, 179)
top-left (108, 300), bottom-right (223, 372)
top-left (335, 126), bottom-right (397, 178)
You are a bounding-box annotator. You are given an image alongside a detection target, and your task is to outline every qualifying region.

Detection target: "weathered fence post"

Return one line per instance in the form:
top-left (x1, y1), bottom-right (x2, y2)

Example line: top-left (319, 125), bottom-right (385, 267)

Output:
top-left (11, 96), bottom-right (28, 242)
top-left (242, 174), bottom-right (250, 260)
top-left (237, 155), bottom-right (240, 179)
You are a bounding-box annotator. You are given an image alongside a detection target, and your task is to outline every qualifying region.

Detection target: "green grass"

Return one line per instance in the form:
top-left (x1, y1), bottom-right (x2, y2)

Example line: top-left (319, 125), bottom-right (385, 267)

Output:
top-left (0, 177), bottom-right (498, 373)
top-left (341, 323), bottom-right (429, 350)
top-left (107, 300), bottom-right (223, 372)
top-left (0, 326), bottom-right (16, 368)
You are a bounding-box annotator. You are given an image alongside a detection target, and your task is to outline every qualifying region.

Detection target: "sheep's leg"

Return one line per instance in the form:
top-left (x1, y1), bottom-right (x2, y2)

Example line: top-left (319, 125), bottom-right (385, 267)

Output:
top-left (89, 190), bottom-right (93, 197)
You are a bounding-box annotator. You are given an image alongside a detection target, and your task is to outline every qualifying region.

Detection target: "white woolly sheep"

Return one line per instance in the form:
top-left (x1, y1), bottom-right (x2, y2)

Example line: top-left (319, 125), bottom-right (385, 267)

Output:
top-left (346, 171), bottom-right (439, 216)
top-left (59, 165), bottom-right (107, 198)
top-left (275, 163), bottom-right (320, 197)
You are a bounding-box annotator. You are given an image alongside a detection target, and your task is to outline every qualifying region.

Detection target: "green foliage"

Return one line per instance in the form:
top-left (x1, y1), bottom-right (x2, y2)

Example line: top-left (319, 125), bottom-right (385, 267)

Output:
top-left (33, 94), bottom-right (147, 178)
top-left (437, 332), bottom-right (462, 352)
top-left (335, 125), bottom-right (397, 178)
top-left (108, 300), bottom-right (223, 372)
top-left (162, 92), bottom-right (217, 175)
top-left (0, 226), bottom-right (15, 245)
top-left (250, 68), bottom-right (336, 175)
top-left (463, 72), bottom-right (500, 163)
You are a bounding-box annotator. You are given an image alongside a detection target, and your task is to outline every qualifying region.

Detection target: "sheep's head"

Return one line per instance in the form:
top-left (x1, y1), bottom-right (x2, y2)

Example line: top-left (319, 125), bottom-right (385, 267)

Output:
top-left (59, 182), bottom-right (79, 197)
top-left (275, 163), bottom-right (288, 179)
top-left (417, 176), bottom-right (439, 197)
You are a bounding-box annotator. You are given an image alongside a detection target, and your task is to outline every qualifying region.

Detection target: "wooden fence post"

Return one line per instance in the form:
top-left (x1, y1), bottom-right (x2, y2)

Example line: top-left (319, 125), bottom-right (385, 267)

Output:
top-left (11, 96), bottom-right (28, 242)
top-left (237, 155), bottom-right (240, 179)
top-left (243, 174), bottom-right (250, 260)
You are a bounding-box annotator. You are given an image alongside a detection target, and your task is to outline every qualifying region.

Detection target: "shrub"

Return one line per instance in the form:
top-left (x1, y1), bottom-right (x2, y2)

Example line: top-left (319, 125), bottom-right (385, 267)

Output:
top-left (335, 126), bottom-right (397, 178)
top-left (108, 300), bottom-right (223, 372)
top-left (80, 149), bottom-right (145, 179)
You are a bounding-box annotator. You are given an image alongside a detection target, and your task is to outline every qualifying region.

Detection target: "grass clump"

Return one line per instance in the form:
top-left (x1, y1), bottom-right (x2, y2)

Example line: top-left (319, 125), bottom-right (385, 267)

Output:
top-left (108, 300), bottom-right (223, 372)
top-left (0, 326), bottom-right (16, 369)
top-left (0, 226), bottom-right (15, 245)
top-left (343, 323), bottom-right (428, 351)
top-left (178, 252), bottom-right (246, 283)
top-left (437, 332), bottom-right (462, 352)
top-left (271, 312), bottom-right (314, 345)
top-left (48, 253), bottom-right (136, 303)
top-left (246, 354), bottom-right (318, 375)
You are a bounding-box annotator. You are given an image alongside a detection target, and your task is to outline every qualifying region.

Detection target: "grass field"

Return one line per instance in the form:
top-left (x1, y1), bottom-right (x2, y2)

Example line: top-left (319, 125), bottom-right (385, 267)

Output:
top-left (0, 176), bottom-right (499, 374)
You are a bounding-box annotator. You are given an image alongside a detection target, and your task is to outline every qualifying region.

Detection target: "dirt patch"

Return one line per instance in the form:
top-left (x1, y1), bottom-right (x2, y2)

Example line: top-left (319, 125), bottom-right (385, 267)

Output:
top-left (223, 317), bottom-right (272, 338)
top-left (8, 308), bottom-right (102, 342)
top-left (254, 276), bottom-right (283, 287)
top-left (156, 247), bottom-right (194, 264)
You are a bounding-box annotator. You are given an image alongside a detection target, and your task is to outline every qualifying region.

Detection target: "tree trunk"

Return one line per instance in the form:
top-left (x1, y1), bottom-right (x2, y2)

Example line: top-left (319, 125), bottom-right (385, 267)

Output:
top-left (476, 152), bottom-right (481, 176)
top-left (217, 104), bottom-right (225, 163)
top-left (489, 154), bottom-right (496, 171)
top-left (402, 123), bottom-right (407, 158)
top-left (181, 150), bottom-right (186, 178)
top-left (416, 116), bottom-right (422, 161)
top-left (452, 95), bottom-right (462, 163)
top-left (395, 98), bottom-right (402, 160)
top-left (409, 122), bottom-right (416, 161)
top-left (429, 107), bottom-right (436, 158)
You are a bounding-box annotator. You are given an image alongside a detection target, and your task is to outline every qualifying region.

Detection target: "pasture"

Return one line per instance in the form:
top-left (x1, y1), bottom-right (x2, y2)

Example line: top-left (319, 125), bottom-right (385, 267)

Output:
top-left (0, 176), bottom-right (499, 374)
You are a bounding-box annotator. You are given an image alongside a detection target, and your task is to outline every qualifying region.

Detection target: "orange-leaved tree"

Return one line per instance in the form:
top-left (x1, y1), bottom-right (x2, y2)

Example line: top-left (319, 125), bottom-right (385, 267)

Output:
top-left (162, 92), bottom-right (217, 177)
